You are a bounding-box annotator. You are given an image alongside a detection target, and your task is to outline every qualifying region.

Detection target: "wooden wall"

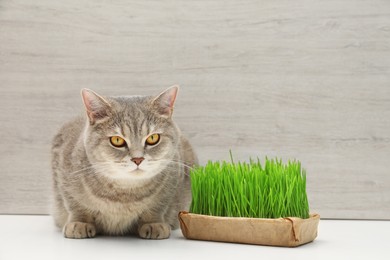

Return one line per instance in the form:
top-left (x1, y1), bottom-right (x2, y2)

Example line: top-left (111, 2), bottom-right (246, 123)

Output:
top-left (1, 0), bottom-right (389, 219)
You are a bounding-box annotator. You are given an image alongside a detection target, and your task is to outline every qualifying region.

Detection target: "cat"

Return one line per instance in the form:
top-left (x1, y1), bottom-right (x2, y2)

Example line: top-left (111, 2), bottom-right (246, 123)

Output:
top-left (51, 85), bottom-right (198, 239)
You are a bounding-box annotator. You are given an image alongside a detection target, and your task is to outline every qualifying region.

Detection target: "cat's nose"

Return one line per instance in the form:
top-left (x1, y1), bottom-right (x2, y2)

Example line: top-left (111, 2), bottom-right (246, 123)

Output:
top-left (131, 157), bottom-right (144, 166)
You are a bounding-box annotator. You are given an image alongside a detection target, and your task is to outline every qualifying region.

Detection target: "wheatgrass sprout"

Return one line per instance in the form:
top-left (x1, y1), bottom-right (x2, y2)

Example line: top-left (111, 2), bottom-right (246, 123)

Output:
top-left (189, 157), bottom-right (310, 219)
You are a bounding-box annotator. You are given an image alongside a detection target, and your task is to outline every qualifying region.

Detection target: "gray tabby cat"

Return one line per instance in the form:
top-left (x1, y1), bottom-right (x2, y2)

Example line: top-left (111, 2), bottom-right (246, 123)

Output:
top-left (51, 86), bottom-right (197, 239)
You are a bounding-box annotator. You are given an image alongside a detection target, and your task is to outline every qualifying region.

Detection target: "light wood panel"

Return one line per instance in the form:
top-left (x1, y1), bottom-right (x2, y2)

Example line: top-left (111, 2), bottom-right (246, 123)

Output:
top-left (1, 0), bottom-right (389, 219)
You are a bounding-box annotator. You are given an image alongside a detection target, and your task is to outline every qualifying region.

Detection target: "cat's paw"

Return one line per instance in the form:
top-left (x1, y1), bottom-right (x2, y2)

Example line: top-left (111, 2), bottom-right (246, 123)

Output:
top-left (63, 222), bottom-right (96, 239)
top-left (138, 223), bottom-right (171, 239)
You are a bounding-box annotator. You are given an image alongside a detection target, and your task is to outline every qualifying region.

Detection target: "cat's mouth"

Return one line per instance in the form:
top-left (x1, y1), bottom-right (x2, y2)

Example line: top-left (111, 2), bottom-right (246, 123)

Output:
top-left (129, 167), bottom-right (152, 176)
top-left (131, 168), bottom-right (143, 174)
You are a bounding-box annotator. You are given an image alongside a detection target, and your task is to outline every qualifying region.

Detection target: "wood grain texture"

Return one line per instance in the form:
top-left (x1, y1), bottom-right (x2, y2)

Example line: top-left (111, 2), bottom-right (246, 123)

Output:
top-left (1, 0), bottom-right (389, 219)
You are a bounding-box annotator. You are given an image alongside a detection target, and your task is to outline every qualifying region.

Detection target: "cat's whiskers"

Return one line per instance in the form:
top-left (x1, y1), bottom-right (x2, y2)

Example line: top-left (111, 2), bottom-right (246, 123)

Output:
top-left (113, 161), bottom-right (129, 167)
top-left (161, 159), bottom-right (195, 170)
top-left (151, 159), bottom-right (196, 177)
top-left (62, 162), bottom-right (112, 176)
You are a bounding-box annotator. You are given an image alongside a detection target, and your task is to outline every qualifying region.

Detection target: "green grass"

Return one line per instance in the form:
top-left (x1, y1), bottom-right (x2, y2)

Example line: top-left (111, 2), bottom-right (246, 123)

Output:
top-left (189, 156), bottom-right (310, 219)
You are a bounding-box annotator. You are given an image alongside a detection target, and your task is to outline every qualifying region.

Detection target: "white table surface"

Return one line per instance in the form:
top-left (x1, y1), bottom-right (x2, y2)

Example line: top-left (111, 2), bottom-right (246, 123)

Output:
top-left (0, 215), bottom-right (389, 260)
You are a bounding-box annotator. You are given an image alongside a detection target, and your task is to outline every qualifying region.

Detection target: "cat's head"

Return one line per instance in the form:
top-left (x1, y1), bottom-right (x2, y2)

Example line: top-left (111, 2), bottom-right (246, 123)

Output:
top-left (81, 86), bottom-right (180, 180)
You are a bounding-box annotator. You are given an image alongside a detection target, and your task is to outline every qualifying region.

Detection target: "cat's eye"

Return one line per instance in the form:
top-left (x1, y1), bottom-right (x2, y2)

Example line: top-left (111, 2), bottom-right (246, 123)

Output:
top-left (145, 134), bottom-right (160, 146)
top-left (110, 136), bottom-right (126, 148)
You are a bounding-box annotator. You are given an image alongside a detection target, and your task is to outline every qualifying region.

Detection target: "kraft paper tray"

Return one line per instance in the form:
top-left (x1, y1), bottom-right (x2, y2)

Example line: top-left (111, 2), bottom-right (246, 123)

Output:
top-left (179, 211), bottom-right (320, 247)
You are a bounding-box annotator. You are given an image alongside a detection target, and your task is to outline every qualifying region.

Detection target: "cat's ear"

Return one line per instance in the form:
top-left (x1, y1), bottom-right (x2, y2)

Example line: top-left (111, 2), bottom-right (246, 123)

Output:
top-left (152, 85), bottom-right (179, 118)
top-left (81, 88), bottom-right (111, 125)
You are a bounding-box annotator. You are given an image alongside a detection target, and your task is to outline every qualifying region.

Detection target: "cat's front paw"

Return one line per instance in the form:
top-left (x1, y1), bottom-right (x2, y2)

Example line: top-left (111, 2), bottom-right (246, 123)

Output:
top-left (63, 222), bottom-right (96, 239)
top-left (138, 223), bottom-right (171, 239)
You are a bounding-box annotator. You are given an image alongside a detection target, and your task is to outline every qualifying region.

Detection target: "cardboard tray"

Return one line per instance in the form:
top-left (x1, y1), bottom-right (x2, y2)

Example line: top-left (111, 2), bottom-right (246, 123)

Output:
top-left (179, 211), bottom-right (320, 247)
